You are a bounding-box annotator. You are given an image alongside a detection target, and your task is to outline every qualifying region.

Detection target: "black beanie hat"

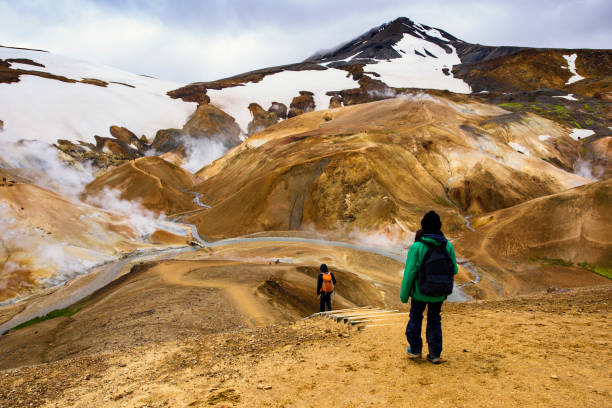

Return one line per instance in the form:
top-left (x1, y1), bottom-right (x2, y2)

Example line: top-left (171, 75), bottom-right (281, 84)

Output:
top-left (421, 210), bottom-right (442, 231)
top-left (320, 264), bottom-right (328, 273)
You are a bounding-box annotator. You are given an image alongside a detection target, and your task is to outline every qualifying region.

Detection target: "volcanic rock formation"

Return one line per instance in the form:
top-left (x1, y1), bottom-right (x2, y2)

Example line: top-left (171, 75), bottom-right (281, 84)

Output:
top-left (152, 104), bottom-right (242, 153)
top-left (247, 103), bottom-right (280, 136)
top-left (288, 91), bottom-right (316, 118)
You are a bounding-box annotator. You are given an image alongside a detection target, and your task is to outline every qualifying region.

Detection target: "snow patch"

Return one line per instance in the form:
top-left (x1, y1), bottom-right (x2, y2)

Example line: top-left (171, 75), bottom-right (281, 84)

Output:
top-left (508, 142), bottom-right (530, 156)
top-left (553, 94), bottom-right (578, 101)
top-left (569, 128), bottom-right (595, 141)
top-left (362, 34), bottom-right (470, 93)
top-left (324, 55), bottom-right (358, 66)
top-left (563, 54), bottom-right (585, 85)
top-left (423, 27), bottom-right (448, 42)
top-left (538, 135), bottom-right (551, 141)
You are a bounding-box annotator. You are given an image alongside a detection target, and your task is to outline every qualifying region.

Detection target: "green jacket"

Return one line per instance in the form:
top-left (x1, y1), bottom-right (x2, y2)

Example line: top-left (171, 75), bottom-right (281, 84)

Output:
top-left (400, 237), bottom-right (458, 303)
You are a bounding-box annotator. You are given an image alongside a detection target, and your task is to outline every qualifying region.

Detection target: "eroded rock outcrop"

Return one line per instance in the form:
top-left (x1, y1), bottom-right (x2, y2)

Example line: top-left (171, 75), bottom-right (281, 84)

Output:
top-left (53, 125), bottom-right (151, 172)
top-left (288, 91), bottom-right (315, 118)
top-left (166, 83), bottom-right (210, 105)
top-left (94, 136), bottom-right (139, 159)
top-left (110, 125), bottom-right (147, 150)
top-left (54, 139), bottom-right (122, 171)
top-left (247, 103), bottom-right (279, 136)
top-left (151, 104), bottom-right (242, 153)
top-left (326, 76), bottom-right (395, 107)
top-left (268, 102), bottom-right (287, 119)
top-left (329, 95), bottom-right (343, 109)
top-left (182, 104), bottom-right (242, 146)
top-left (151, 128), bottom-right (183, 153)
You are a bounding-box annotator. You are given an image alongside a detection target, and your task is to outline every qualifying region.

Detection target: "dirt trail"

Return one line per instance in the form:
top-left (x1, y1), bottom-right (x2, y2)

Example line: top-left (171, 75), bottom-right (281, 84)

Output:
top-left (1, 286), bottom-right (609, 408)
top-left (129, 160), bottom-right (163, 189)
top-left (160, 263), bottom-right (273, 328)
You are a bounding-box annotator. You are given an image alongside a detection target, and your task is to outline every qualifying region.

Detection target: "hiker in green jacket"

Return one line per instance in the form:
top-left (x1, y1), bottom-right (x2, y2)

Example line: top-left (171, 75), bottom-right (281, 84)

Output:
top-left (400, 211), bottom-right (458, 364)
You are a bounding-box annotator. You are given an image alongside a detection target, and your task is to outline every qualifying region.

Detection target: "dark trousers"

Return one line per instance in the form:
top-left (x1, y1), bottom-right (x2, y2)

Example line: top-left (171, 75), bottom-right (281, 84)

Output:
top-left (405, 299), bottom-right (443, 357)
top-left (319, 292), bottom-right (332, 312)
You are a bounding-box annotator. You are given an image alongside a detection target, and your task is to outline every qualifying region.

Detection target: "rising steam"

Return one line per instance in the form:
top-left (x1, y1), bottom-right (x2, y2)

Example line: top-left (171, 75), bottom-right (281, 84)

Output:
top-left (0, 140), bottom-right (94, 197)
top-left (85, 187), bottom-right (170, 237)
top-left (180, 136), bottom-right (228, 173)
top-left (574, 159), bottom-right (599, 181)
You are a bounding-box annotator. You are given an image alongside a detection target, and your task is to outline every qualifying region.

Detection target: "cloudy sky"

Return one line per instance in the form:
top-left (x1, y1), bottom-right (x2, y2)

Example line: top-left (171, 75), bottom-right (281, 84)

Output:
top-left (1, 0), bottom-right (610, 84)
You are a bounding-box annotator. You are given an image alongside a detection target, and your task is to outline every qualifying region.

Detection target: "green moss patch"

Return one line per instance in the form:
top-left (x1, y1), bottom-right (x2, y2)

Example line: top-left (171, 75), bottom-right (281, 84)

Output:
top-left (494, 98), bottom-right (610, 130)
top-left (539, 257), bottom-right (574, 267)
top-left (433, 195), bottom-right (453, 207)
top-left (499, 102), bottom-right (524, 109)
top-left (578, 262), bottom-right (612, 280)
top-left (10, 305), bottom-right (82, 332)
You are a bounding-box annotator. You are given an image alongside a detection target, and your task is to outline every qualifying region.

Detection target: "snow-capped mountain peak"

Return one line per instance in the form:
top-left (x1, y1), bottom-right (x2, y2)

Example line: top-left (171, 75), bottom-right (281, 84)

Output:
top-left (306, 17), bottom-right (461, 63)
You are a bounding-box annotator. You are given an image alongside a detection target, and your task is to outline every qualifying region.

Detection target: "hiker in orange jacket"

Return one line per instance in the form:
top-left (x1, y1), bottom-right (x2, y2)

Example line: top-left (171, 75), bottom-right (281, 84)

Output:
top-left (317, 264), bottom-right (336, 312)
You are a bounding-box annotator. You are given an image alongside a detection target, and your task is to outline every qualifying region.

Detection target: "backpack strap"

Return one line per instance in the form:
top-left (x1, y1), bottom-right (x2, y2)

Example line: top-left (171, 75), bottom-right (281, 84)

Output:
top-left (418, 239), bottom-right (452, 261)
top-left (417, 239), bottom-right (435, 249)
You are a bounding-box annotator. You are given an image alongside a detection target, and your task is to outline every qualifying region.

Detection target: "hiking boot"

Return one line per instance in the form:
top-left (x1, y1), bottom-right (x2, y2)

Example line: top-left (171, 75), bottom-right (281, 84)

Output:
top-left (426, 354), bottom-right (441, 364)
top-left (406, 347), bottom-right (421, 359)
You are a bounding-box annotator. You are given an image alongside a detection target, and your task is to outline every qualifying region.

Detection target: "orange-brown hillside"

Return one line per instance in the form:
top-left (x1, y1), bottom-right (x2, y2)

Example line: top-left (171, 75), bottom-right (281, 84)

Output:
top-left (454, 178), bottom-right (612, 298)
top-left (186, 96), bottom-right (587, 241)
top-left (83, 156), bottom-right (199, 216)
top-left (0, 172), bottom-right (144, 301)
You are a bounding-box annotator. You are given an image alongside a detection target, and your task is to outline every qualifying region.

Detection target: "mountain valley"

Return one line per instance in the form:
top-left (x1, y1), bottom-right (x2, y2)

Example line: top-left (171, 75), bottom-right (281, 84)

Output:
top-left (0, 15), bottom-right (611, 407)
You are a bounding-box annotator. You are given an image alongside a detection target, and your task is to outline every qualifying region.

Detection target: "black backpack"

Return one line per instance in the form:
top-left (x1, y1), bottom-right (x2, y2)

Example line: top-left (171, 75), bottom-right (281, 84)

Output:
top-left (416, 239), bottom-right (455, 297)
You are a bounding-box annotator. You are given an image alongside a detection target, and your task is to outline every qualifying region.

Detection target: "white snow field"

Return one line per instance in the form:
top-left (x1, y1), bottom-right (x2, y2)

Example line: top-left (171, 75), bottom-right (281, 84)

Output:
top-left (0, 47), bottom-right (196, 144)
top-left (563, 54), bottom-right (585, 85)
top-left (569, 128), bottom-right (595, 141)
top-left (207, 69), bottom-right (359, 133)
